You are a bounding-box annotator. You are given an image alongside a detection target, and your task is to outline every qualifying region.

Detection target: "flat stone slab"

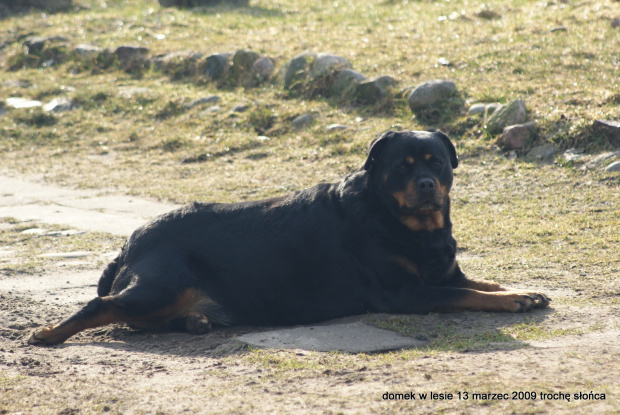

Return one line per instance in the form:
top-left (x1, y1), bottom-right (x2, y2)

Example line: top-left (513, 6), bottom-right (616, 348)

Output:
top-left (0, 174), bottom-right (179, 236)
top-left (238, 321), bottom-right (425, 353)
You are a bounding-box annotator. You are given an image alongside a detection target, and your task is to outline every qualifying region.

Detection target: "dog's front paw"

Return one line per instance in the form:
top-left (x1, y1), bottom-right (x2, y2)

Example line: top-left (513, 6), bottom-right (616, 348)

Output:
top-left (510, 292), bottom-right (551, 312)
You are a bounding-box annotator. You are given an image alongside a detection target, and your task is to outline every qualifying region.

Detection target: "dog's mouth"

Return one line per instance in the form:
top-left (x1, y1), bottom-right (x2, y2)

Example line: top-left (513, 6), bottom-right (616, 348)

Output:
top-left (401, 200), bottom-right (442, 215)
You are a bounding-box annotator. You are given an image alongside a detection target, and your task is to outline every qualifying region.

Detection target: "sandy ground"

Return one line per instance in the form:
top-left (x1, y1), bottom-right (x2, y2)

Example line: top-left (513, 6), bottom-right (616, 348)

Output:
top-left (0, 173), bottom-right (618, 414)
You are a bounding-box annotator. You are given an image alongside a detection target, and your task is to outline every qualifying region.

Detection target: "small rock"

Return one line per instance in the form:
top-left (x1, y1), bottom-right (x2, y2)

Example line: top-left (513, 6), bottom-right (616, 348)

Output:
top-left (355, 75), bottom-right (397, 104)
top-left (310, 53), bottom-right (352, 79)
top-left (437, 57), bottom-right (451, 66)
top-left (73, 44), bottom-right (101, 59)
top-left (202, 53), bottom-right (233, 81)
top-left (292, 113), bottom-right (315, 130)
top-left (21, 228), bottom-right (46, 235)
top-left (612, 17), bottom-right (620, 28)
top-left (38, 251), bottom-right (92, 259)
top-left (150, 51), bottom-right (202, 72)
top-left (253, 57), bottom-right (276, 80)
top-left (118, 87), bottom-right (151, 99)
top-left (584, 151), bottom-right (620, 169)
top-left (604, 161), bottom-right (620, 172)
top-left (43, 97), bottom-right (76, 112)
top-left (331, 69), bottom-right (366, 97)
top-left (115, 45), bottom-right (149, 65)
top-left (407, 79), bottom-right (457, 111)
top-left (524, 142), bottom-right (558, 161)
top-left (187, 96), bottom-right (221, 108)
top-left (283, 52), bottom-right (316, 90)
top-left (593, 119), bottom-right (620, 138)
top-left (468, 102), bottom-right (501, 116)
top-left (200, 106), bottom-right (222, 116)
top-left (23, 36), bottom-right (68, 55)
top-left (500, 122), bottom-right (536, 150)
top-left (550, 26), bottom-right (568, 33)
top-left (6, 97), bottom-right (42, 109)
top-left (563, 148), bottom-right (585, 162)
top-left (232, 104), bottom-right (250, 113)
top-left (326, 124), bottom-right (348, 131)
top-left (485, 99), bottom-right (527, 135)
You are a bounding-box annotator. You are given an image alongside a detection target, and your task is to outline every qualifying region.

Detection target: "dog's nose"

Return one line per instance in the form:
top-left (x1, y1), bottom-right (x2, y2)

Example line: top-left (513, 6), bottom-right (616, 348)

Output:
top-left (417, 178), bottom-right (435, 192)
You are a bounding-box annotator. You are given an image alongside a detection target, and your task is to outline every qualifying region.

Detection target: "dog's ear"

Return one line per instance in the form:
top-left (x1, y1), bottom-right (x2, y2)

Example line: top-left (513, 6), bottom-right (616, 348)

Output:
top-left (430, 130), bottom-right (458, 169)
top-left (364, 130), bottom-right (397, 171)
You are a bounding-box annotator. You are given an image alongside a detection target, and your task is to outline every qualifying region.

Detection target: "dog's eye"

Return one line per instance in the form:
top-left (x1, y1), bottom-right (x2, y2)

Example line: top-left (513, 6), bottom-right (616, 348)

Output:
top-left (398, 163), bottom-right (409, 170)
top-left (431, 160), bottom-right (443, 168)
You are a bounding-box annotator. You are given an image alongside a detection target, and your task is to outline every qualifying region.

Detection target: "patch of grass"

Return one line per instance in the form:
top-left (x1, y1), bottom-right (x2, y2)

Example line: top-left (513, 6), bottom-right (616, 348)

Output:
top-left (12, 109), bottom-right (57, 128)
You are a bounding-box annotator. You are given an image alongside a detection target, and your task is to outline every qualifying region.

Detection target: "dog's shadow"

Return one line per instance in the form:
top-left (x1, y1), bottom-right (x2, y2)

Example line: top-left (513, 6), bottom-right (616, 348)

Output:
top-left (54, 308), bottom-right (554, 357)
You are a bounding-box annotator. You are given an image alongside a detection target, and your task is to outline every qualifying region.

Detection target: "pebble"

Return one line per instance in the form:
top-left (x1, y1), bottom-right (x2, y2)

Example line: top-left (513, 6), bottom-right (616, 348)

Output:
top-left (326, 124), bottom-right (348, 131)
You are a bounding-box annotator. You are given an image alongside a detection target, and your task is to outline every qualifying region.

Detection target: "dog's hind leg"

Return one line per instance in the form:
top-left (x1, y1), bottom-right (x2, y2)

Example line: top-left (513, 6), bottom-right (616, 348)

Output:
top-left (28, 286), bottom-right (213, 346)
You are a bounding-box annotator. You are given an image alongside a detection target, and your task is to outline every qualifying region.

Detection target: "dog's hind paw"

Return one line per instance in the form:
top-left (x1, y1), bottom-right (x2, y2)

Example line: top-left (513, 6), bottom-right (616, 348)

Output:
top-left (184, 312), bottom-right (212, 334)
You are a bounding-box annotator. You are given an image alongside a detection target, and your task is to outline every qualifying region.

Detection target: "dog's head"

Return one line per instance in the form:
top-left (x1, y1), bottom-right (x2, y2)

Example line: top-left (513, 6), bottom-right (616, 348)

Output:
top-left (364, 130), bottom-right (458, 232)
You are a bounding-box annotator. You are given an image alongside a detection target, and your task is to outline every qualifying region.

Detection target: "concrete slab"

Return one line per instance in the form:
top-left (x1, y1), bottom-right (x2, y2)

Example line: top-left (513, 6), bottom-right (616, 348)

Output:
top-left (0, 174), bottom-right (179, 236)
top-left (238, 321), bottom-right (426, 353)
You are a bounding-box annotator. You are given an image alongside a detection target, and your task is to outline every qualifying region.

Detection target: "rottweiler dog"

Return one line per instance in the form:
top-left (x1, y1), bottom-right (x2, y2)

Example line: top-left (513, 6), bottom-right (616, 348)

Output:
top-left (28, 130), bottom-right (550, 346)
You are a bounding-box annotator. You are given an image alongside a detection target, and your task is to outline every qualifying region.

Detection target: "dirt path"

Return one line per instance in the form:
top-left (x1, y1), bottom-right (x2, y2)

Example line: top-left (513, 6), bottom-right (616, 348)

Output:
top-left (0, 173), bottom-right (618, 414)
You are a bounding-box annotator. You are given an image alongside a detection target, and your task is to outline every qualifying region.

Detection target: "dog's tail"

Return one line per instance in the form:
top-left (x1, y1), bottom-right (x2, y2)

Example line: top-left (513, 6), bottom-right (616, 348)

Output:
top-left (97, 251), bottom-right (122, 297)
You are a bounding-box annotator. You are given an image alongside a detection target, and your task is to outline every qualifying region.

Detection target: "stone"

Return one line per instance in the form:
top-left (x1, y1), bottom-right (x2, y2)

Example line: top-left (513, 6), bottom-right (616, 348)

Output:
top-left (115, 45), bottom-right (149, 65)
top-left (612, 17), bottom-right (620, 28)
top-left (485, 99), bottom-right (527, 135)
top-left (118, 87), bottom-right (152, 99)
top-left (187, 96), bottom-right (221, 108)
top-left (355, 75), bottom-right (397, 104)
top-left (309, 53), bottom-right (352, 79)
top-left (238, 321), bottom-right (425, 353)
top-left (229, 49), bottom-right (261, 86)
top-left (73, 44), bottom-right (101, 59)
top-left (202, 53), bottom-right (233, 81)
top-left (584, 151), bottom-right (620, 169)
top-left (253, 57), bottom-right (276, 80)
top-left (331, 69), bottom-right (366, 97)
top-left (524, 142), bottom-right (558, 161)
top-left (232, 104), bottom-right (250, 113)
top-left (326, 124), bottom-right (348, 131)
top-left (150, 51), bottom-right (202, 72)
top-left (283, 52), bottom-right (316, 90)
top-left (6, 97), bottom-right (42, 109)
top-left (605, 161), bottom-right (620, 172)
top-left (43, 97), bottom-right (76, 112)
top-left (563, 148), bottom-right (585, 162)
top-left (407, 79), bottom-right (457, 111)
top-left (292, 113), bottom-right (315, 130)
top-left (593, 119), bottom-right (620, 138)
top-left (23, 36), bottom-right (68, 55)
top-left (500, 122), bottom-right (536, 150)
top-left (468, 102), bottom-right (501, 116)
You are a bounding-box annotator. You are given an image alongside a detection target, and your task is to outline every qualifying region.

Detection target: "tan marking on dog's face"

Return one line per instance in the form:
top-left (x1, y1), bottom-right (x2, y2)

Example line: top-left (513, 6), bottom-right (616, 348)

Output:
top-left (383, 173), bottom-right (389, 183)
top-left (391, 182), bottom-right (417, 210)
top-left (406, 156), bottom-right (414, 164)
top-left (400, 210), bottom-right (445, 232)
top-left (425, 153), bottom-right (432, 161)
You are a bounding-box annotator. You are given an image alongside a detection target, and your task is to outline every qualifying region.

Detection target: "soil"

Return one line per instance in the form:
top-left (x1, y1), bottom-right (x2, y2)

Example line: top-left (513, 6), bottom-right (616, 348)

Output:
top-left (0, 176), bottom-right (618, 414)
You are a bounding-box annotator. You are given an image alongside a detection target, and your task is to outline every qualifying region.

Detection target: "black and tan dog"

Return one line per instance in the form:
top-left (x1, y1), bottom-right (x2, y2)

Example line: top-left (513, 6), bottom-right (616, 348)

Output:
top-left (28, 130), bottom-right (550, 346)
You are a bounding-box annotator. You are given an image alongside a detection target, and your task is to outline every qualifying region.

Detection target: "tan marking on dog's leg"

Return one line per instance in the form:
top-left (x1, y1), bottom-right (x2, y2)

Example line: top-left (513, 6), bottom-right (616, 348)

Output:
top-left (447, 290), bottom-right (551, 312)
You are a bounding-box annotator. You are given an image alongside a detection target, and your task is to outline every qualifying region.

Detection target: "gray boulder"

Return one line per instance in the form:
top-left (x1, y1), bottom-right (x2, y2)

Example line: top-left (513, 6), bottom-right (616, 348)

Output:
top-left (73, 44), bottom-right (101, 59)
top-left (331, 69), bottom-right (366, 97)
top-left (115, 45), bottom-right (149, 66)
top-left (500, 122), bottom-right (536, 150)
top-left (355, 75), bottom-right (397, 104)
top-left (524, 142), bottom-right (558, 161)
top-left (310, 54), bottom-right (351, 79)
top-left (485, 99), bottom-right (527, 135)
top-left (253, 57), bottom-right (276, 81)
top-left (283, 52), bottom-right (316, 90)
top-left (202, 53), bottom-right (233, 81)
top-left (407, 80), bottom-right (457, 111)
top-left (43, 97), bottom-right (76, 112)
top-left (468, 102), bottom-right (501, 116)
top-left (593, 119), bottom-right (620, 138)
top-left (292, 113), bottom-right (315, 130)
top-left (605, 161), bottom-right (620, 172)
